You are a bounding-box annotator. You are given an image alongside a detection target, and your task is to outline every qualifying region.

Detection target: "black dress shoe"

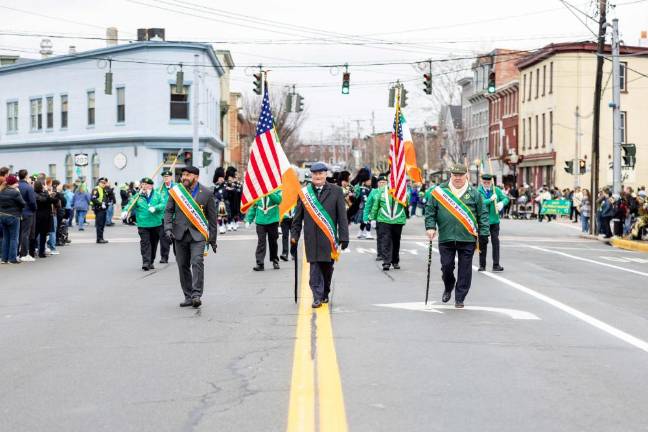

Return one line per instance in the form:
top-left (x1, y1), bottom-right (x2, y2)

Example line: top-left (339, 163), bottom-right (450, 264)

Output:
top-left (312, 299), bottom-right (322, 308)
top-left (192, 298), bottom-right (202, 308)
top-left (492, 265), bottom-right (504, 272)
top-left (97, 239), bottom-right (108, 244)
top-left (392, 263), bottom-right (400, 270)
top-left (273, 261), bottom-right (280, 270)
top-left (179, 299), bottom-right (193, 307)
top-left (442, 291), bottom-right (452, 303)
top-left (253, 264), bottom-right (264, 271)
top-left (322, 297), bottom-right (329, 304)
top-left (382, 264), bottom-right (390, 271)
top-left (142, 265), bottom-right (150, 271)
top-left (455, 302), bottom-right (464, 309)
top-left (159, 258), bottom-right (168, 264)
top-left (375, 257), bottom-right (382, 261)
top-left (149, 264), bottom-right (155, 270)
top-left (280, 254), bottom-right (289, 262)
top-left (478, 266), bottom-right (486, 272)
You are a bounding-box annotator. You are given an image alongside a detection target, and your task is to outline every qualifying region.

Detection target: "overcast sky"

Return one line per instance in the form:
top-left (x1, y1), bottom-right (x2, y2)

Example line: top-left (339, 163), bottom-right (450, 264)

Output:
top-left (1, 0), bottom-right (647, 143)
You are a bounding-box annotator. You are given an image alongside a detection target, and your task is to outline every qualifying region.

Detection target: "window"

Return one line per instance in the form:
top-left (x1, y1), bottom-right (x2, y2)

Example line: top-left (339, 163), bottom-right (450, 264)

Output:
top-left (542, 113), bottom-right (546, 148)
top-left (87, 91), bottom-right (95, 126)
top-left (6, 101), bottom-right (18, 132)
top-left (535, 115), bottom-right (539, 148)
top-left (549, 111), bottom-right (553, 146)
top-left (61, 95), bottom-right (68, 128)
top-left (620, 62), bottom-right (628, 91)
top-left (549, 62), bottom-right (554, 94)
top-left (620, 111), bottom-right (627, 143)
top-left (528, 117), bottom-right (532, 150)
top-left (522, 118), bottom-right (526, 150)
top-left (65, 154), bottom-right (73, 184)
top-left (535, 68), bottom-right (540, 99)
top-left (30, 98), bottom-right (42, 130)
top-left (542, 65), bottom-right (546, 96)
top-left (46, 96), bottom-right (54, 129)
top-left (522, 74), bottom-right (526, 104)
top-left (170, 84), bottom-right (189, 120)
top-left (528, 71), bottom-right (533, 101)
top-left (91, 153), bottom-right (100, 186)
top-left (48, 164), bottom-right (57, 179)
top-left (116, 87), bottom-right (125, 123)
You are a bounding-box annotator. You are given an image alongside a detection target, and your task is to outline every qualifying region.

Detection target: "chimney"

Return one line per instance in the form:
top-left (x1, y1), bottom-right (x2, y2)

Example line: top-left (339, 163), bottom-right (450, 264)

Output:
top-left (68, 45), bottom-right (77, 54)
top-left (639, 30), bottom-right (648, 48)
top-left (39, 39), bottom-right (53, 58)
top-left (136, 28), bottom-right (165, 42)
top-left (106, 27), bottom-right (118, 47)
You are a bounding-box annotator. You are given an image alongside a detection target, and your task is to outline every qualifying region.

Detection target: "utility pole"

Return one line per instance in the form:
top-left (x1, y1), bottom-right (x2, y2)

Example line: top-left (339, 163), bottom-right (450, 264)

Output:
top-left (371, 111), bottom-right (376, 171)
top-left (575, 105), bottom-right (581, 188)
top-left (590, 0), bottom-right (607, 235)
top-left (192, 54), bottom-right (201, 170)
top-left (423, 122), bottom-right (430, 182)
top-left (611, 18), bottom-right (622, 195)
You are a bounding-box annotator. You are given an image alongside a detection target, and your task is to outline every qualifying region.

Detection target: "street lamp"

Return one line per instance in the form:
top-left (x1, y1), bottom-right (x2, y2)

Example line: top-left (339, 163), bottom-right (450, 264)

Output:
top-left (508, 149), bottom-right (519, 187)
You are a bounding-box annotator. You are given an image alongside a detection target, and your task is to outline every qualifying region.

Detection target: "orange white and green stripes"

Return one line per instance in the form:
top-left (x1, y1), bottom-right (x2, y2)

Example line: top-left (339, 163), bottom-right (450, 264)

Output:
top-left (298, 185), bottom-right (340, 261)
top-left (431, 187), bottom-right (478, 237)
top-left (168, 184), bottom-right (209, 241)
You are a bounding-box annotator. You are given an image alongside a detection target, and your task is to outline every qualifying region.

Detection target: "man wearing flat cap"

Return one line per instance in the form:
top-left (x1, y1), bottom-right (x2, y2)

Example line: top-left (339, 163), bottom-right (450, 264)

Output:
top-left (90, 177), bottom-right (109, 244)
top-left (291, 162), bottom-right (350, 308)
top-left (164, 166), bottom-right (218, 308)
top-left (128, 177), bottom-right (166, 271)
top-left (424, 164), bottom-right (490, 308)
top-left (158, 169), bottom-right (175, 263)
top-left (477, 174), bottom-right (509, 272)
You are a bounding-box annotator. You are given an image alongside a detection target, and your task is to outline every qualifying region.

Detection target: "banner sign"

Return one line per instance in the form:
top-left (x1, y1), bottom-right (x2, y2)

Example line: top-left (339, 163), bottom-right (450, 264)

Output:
top-left (540, 199), bottom-right (571, 215)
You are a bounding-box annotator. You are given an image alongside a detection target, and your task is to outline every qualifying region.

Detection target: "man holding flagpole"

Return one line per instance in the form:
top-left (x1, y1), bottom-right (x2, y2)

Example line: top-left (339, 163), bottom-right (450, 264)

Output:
top-left (291, 162), bottom-right (349, 308)
top-left (164, 166), bottom-right (218, 308)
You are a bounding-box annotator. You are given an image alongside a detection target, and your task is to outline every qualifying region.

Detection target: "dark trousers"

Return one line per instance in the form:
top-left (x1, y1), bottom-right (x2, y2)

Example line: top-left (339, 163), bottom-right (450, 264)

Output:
top-left (309, 261), bottom-right (335, 301)
top-left (280, 218), bottom-right (292, 256)
top-left (377, 222), bottom-right (403, 265)
top-left (255, 222), bottom-right (279, 265)
top-left (19, 214), bottom-right (34, 257)
top-left (601, 216), bottom-right (613, 237)
top-left (0, 215), bottom-right (20, 262)
top-left (36, 229), bottom-right (49, 257)
top-left (174, 231), bottom-right (205, 300)
top-left (138, 226), bottom-right (161, 267)
top-left (95, 209), bottom-right (107, 241)
top-left (159, 226), bottom-right (171, 260)
top-left (439, 241), bottom-right (476, 303)
top-left (479, 223), bottom-right (500, 268)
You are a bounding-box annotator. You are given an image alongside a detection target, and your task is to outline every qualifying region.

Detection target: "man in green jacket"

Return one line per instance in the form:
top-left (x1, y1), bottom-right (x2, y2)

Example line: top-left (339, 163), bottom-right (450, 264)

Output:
top-left (245, 190), bottom-right (282, 271)
top-left (157, 170), bottom-right (175, 264)
top-left (369, 177), bottom-right (409, 271)
top-left (131, 177), bottom-right (166, 271)
top-left (424, 164), bottom-right (490, 308)
top-left (364, 174), bottom-right (387, 261)
top-left (477, 174), bottom-right (509, 272)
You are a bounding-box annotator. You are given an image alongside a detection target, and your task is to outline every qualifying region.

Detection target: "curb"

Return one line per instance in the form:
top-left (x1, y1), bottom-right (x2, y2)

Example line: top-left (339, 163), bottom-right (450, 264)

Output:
top-left (610, 238), bottom-right (648, 253)
top-left (579, 234), bottom-right (611, 245)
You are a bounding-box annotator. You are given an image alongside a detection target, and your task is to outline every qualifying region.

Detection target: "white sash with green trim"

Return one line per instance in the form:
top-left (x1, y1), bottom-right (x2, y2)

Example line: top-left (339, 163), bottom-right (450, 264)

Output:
top-left (169, 184), bottom-right (210, 241)
top-left (298, 184), bottom-right (340, 261)
top-left (431, 186), bottom-right (478, 237)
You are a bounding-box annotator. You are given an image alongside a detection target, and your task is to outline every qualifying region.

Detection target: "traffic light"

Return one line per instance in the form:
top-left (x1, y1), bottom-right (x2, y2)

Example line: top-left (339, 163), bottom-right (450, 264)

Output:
top-left (183, 151), bottom-right (193, 167)
top-left (401, 88), bottom-right (408, 107)
top-left (342, 72), bottom-right (350, 94)
top-left (579, 159), bottom-right (586, 174)
top-left (202, 151), bottom-right (212, 167)
top-left (564, 160), bottom-right (574, 174)
top-left (487, 72), bottom-right (496, 94)
top-left (423, 73), bottom-right (432, 95)
top-left (296, 94), bottom-right (304, 112)
top-left (285, 94), bottom-right (294, 112)
top-left (388, 86), bottom-right (396, 107)
top-left (253, 73), bottom-right (263, 95)
top-left (622, 143), bottom-right (636, 168)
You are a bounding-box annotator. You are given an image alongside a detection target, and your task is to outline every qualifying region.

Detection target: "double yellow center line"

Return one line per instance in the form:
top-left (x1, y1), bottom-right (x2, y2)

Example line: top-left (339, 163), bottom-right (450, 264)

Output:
top-left (286, 254), bottom-right (348, 432)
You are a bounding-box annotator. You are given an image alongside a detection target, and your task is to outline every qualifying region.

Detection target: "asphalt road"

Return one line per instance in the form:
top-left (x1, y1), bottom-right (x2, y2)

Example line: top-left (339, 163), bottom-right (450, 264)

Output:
top-left (2, 216), bottom-right (648, 431)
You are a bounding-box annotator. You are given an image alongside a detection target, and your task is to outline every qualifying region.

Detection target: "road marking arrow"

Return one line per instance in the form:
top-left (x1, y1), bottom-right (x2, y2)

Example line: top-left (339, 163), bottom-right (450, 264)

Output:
top-left (374, 302), bottom-right (541, 320)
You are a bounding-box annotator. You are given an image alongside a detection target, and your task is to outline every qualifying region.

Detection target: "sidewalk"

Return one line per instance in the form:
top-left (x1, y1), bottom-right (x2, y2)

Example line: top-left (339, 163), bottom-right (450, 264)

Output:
top-left (578, 233), bottom-right (648, 253)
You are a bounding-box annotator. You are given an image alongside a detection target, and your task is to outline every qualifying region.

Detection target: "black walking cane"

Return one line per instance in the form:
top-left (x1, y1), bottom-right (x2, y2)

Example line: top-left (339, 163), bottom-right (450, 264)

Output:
top-left (424, 241), bottom-right (432, 305)
top-left (292, 241), bottom-right (298, 304)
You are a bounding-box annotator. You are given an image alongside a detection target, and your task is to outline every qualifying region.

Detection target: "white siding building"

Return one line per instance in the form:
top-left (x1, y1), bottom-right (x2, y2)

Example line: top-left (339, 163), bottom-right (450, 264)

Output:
top-left (0, 41), bottom-right (226, 186)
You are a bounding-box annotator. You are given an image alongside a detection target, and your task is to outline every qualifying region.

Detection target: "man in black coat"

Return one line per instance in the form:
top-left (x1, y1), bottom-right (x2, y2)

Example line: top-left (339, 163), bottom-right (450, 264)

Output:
top-left (164, 166), bottom-right (218, 308)
top-left (291, 162), bottom-right (350, 308)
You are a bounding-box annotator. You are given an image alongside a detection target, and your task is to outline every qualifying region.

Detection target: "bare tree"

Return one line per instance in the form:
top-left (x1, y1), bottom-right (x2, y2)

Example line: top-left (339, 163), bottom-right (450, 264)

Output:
top-left (241, 87), bottom-right (309, 157)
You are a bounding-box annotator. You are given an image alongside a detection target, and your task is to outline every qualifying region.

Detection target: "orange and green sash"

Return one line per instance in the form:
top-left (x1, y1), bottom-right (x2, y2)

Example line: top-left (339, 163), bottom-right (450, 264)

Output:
top-left (169, 183), bottom-right (209, 241)
top-left (298, 184), bottom-right (340, 261)
top-left (431, 186), bottom-right (478, 237)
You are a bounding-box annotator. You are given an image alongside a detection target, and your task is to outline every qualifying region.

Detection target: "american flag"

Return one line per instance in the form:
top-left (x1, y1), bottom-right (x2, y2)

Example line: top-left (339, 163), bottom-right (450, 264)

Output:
top-left (389, 109), bottom-right (407, 206)
top-left (241, 85), bottom-right (285, 213)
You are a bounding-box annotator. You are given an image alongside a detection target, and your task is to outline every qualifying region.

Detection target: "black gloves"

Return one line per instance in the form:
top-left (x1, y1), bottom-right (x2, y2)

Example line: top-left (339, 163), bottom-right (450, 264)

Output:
top-left (290, 238), bottom-right (298, 257)
top-left (211, 243), bottom-right (217, 253)
top-left (340, 241), bottom-right (349, 250)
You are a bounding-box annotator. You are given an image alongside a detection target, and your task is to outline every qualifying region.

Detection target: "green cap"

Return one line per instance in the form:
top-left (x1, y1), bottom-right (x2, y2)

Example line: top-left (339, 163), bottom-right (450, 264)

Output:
top-left (161, 170), bottom-right (173, 177)
top-left (481, 173), bottom-right (494, 180)
top-left (449, 164), bottom-right (467, 175)
top-left (141, 177), bottom-right (154, 185)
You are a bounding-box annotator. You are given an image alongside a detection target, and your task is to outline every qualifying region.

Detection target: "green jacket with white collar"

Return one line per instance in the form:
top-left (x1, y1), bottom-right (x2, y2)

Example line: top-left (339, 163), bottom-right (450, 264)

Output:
top-left (245, 190), bottom-right (282, 225)
top-left (368, 186), bottom-right (409, 225)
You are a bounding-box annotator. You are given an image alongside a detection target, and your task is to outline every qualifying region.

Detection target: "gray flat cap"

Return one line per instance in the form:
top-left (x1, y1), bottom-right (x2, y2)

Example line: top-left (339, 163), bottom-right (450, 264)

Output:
top-left (310, 162), bottom-right (329, 173)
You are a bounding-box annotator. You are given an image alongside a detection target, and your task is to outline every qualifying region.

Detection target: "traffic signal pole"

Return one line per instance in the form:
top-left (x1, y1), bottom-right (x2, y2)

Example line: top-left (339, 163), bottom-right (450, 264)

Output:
top-left (192, 54), bottom-right (201, 170)
top-left (575, 105), bottom-right (580, 188)
top-left (611, 18), bottom-right (622, 195)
